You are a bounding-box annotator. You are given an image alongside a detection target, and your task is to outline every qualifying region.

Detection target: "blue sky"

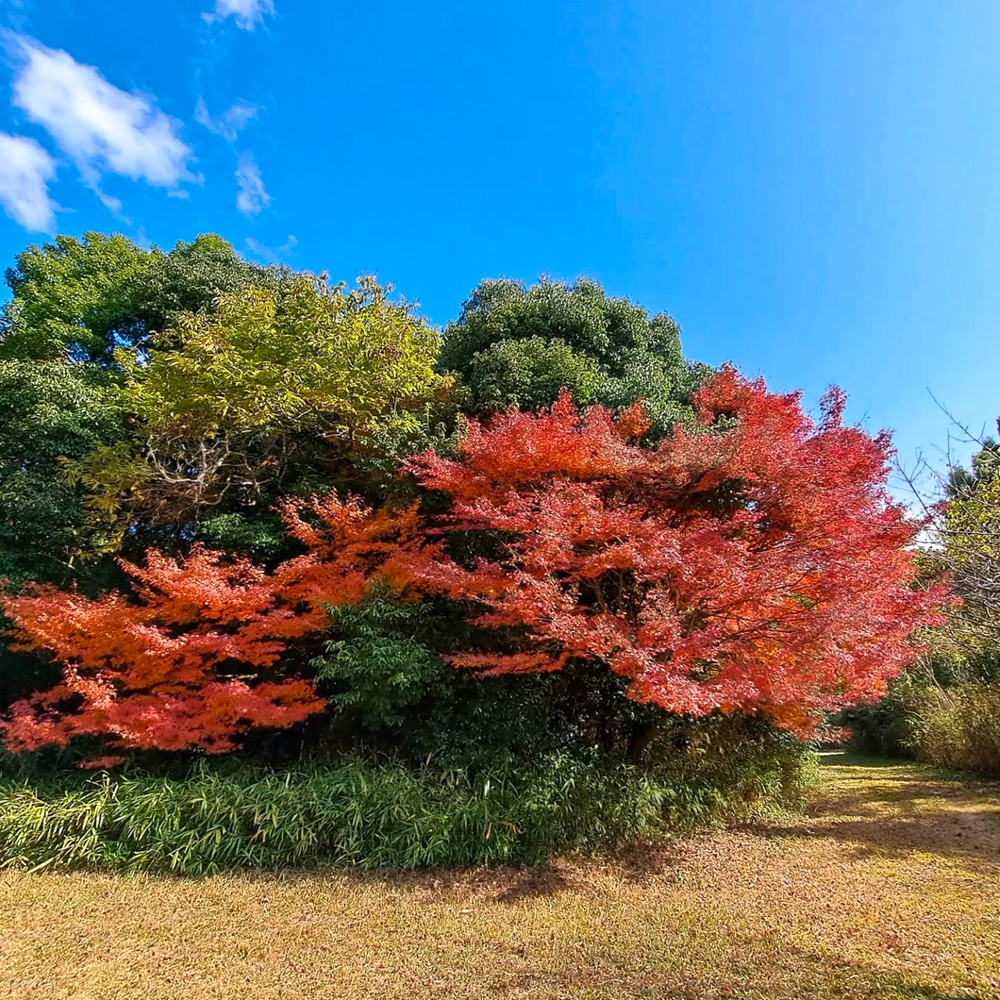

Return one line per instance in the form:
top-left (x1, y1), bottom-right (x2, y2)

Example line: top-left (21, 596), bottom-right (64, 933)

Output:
top-left (1, 0), bottom-right (998, 487)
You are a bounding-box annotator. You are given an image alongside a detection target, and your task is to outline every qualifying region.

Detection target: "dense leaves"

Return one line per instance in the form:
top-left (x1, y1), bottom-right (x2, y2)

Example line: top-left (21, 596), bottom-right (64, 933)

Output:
top-left (0, 360), bottom-right (120, 586)
top-left (4, 369), bottom-right (945, 761)
top-left (440, 276), bottom-right (710, 436)
top-left (1, 232), bottom-right (282, 362)
top-left (1, 492), bottom-right (428, 762)
top-left (118, 275), bottom-right (449, 438)
top-left (405, 370), bottom-right (945, 732)
top-left (0, 231), bottom-right (945, 796)
top-left (74, 274), bottom-right (453, 547)
top-left (0, 734), bottom-right (813, 873)
top-left (0, 232), bottom-right (292, 568)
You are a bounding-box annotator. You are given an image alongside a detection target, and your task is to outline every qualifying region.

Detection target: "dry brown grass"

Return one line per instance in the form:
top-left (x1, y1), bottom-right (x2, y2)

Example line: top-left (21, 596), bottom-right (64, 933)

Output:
top-left (0, 752), bottom-right (997, 1000)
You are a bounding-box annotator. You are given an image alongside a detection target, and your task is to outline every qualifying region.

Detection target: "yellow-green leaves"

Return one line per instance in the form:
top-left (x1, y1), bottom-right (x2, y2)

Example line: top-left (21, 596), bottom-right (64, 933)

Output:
top-left (69, 275), bottom-right (452, 543)
top-left (120, 275), bottom-right (450, 438)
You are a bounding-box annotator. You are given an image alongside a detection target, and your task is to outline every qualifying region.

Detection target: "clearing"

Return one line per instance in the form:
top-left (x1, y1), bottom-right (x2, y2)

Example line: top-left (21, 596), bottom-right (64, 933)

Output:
top-left (0, 753), bottom-right (997, 1000)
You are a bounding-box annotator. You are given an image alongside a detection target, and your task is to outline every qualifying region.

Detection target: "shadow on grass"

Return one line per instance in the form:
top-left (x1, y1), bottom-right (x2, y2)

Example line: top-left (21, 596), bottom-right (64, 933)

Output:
top-left (737, 754), bottom-right (1000, 867)
top-left (217, 755), bottom-right (1000, 899)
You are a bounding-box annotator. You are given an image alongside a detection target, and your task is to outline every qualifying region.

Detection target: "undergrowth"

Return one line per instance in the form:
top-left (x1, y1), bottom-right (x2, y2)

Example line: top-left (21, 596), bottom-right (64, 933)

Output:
top-left (910, 683), bottom-right (1000, 776)
top-left (0, 736), bottom-right (814, 874)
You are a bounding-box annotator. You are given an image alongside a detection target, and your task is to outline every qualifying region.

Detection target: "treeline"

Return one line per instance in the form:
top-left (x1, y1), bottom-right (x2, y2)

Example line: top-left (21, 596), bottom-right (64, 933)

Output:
top-left (845, 441), bottom-right (1000, 775)
top-left (0, 232), bottom-right (947, 868)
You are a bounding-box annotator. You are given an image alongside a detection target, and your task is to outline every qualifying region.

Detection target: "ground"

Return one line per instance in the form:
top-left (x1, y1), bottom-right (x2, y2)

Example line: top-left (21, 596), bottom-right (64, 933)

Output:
top-left (0, 753), bottom-right (997, 1000)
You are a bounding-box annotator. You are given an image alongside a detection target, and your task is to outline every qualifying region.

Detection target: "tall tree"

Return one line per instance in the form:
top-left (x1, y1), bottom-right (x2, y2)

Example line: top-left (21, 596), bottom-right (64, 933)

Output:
top-left (73, 275), bottom-right (453, 551)
top-left (440, 276), bottom-right (711, 436)
top-left (1, 232), bottom-right (283, 363)
top-left (405, 369), bottom-right (946, 737)
top-left (0, 233), bottom-right (290, 705)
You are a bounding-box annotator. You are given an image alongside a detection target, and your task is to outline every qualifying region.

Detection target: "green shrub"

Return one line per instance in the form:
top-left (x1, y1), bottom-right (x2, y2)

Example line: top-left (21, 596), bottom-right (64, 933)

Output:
top-left (647, 714), bottom-right (818, 826)
top-left (0, 735), bottom-right (815, 874)
top-left (909, 683), bottom-right (1000, 776)
top-left (314, 597), bottom-right (449, 730)
top-left (0, 754), bottom-right (658, 873)
top-left (840, 696), bottom-right (917, 758)
top-left (836, 668), bottom-right (944, 759)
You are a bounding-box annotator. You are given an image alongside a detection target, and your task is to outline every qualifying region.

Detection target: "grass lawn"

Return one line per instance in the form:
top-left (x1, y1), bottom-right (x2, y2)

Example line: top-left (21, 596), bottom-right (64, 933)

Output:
top-left (0, 752), bottom-right (997, 1000)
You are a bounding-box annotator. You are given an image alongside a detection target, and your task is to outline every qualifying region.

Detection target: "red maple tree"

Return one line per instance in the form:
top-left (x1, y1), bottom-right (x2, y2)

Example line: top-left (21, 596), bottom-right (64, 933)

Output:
top-left (405, 367), bottom-right (947, 732)
top-left (3, 366), bottom-right (948, 762)
top-left (1, 492), bottom-right (429, 763)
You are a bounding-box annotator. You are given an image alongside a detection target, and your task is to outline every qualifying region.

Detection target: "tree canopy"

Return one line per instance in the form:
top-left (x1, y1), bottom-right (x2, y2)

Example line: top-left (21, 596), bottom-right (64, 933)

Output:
top-left (72, 274), bottom-right (452, 548)
top-left (439, 276), bottom-right (711, 436)
top-left (1, 232), bottom-right (283, 363)
top-left (0, 231), bottom-right (944, 771)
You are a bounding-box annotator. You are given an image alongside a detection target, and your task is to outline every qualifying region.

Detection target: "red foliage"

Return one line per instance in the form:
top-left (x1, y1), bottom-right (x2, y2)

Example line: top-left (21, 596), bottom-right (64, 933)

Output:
top-left (2, 366), bottom-right (950, 759)
top-left (405, 368), bottom-right (947, 732)
top-left (2, 492), bottom-right (429, 761)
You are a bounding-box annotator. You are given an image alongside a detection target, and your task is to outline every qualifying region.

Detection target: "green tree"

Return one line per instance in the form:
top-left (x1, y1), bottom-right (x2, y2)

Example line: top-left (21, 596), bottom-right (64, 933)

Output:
top-left (440, 276), bottom-right (710, 435)
top-left (0, 233), bottom-right (297, 559)
top-left (74, 275), bottom-right (453, 549)
top-left (0, 359), bottom-right (124, 711)
top-left (948, 435), bottom-right (1000, 498)
top-left (1, 232), bottom-right (283, 363)
top-left (0, 360), bottom-right (120, 587)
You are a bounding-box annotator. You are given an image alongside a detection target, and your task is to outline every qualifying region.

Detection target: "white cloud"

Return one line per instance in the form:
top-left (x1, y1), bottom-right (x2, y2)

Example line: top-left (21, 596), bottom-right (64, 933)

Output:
top-left (203, 0), bottom-right (274, 30)
top-left (6, 34), bottom-right (197, 202)
top-left (194, 97), bottom-right (257, 142)
top-left (0, 132), bottom-right (57, 231)
top-left (244, 235), bottom-right (296, 264)
top-left (235, 151), bottom-right (270, 216)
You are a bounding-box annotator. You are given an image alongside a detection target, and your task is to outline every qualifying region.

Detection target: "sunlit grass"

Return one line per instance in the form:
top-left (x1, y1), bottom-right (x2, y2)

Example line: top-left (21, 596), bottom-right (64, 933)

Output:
top-left (1, 753), bottom-right (997, 1000)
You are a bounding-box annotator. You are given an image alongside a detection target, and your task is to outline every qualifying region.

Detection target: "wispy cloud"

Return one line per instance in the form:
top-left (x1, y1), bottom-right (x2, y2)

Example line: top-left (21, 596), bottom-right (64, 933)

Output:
top-left (0, 131), bottom-right (57, 231)
top-left (203, 0), bottom-right (274, 30)
top-left (5, 33), bottom-right (197, 208)
top-left (1, 0), bottom-right (30, 33)
top-left (235, 151), bottom-right (270, 216)
top-left (194, 97), bottom-right (257, 142)
top-left (244, 234), bottom-right (296, 264)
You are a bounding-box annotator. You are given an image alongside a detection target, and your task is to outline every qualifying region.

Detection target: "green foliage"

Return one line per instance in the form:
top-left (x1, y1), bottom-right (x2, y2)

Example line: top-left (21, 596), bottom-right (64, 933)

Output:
top-left (851, 432), bottom-right (1000, 766)
top-left (947, 436), bottom-right (1000, 497)
top-left (1, 232), bottom-right (282, 363)
top-left (908, 683), bottom-right (1000, 776)
top-left (932, 438), bottom-right (1000, 678)
top-left (118, 276), bottom-right (448, 438)
top-left (309, 589), bottom-right (558, 763)
top-left (646, 713), bottom-right (818, 826)
top-left (0, 360), bottom-right (120, 585)
top-left (73, 275), bottom-right (453, 544)
top-left (0, 754), bottom-right (664, 873)
top-left (0, 732), bottom-right (814, 874)
top-left (440, 276), bottom-right (710, 436)
top-left (196, 511), bottom-right (289, 560)
top-left (0, 358), bottom-right (123, 715)
top-left (1, 233), bottom-right (150, 361)
top-left (841, 696), bottom-right (917, 758)
top-left (0, 231), bottom-right (295, 561)
top-left (463, 336), bottom-right (601, 410)
top-left (315, 597), bottom-right (449, 729)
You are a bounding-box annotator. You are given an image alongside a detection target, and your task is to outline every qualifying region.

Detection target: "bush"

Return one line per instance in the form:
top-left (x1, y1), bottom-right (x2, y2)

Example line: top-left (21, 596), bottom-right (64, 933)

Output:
top-left (0, 754), bottom-right (660, 873)
top-left (909, 683), bottom-right (1000, 776)
top-left (0, 734), bottom-right (815, 874)
top-left (647, 714), bottom-right (818, 826)
top-left (836, 668), bottom-right (944, 759)
top-left (840, 696), bottom-right (917, 758)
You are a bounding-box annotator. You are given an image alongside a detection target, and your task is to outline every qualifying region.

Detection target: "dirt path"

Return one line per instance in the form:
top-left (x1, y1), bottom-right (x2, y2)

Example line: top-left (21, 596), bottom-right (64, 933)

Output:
top-left (0, 753), bottom-right (997, 1000)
